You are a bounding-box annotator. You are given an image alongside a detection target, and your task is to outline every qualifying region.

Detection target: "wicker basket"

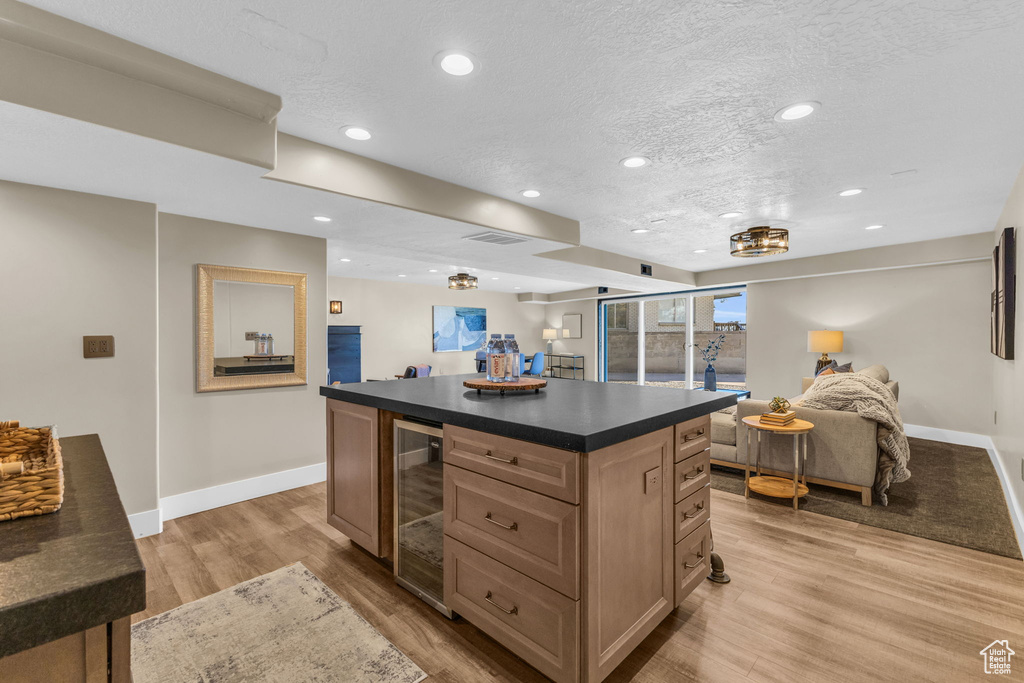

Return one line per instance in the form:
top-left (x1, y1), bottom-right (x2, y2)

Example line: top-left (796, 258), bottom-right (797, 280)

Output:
top-left (0, 420), bottom-right (64, 522)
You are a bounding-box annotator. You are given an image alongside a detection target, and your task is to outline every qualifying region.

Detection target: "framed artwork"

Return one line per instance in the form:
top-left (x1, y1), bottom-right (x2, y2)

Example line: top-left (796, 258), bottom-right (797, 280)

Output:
top-left (433, 306), bottom-right (487, 352)
top-left (562, 313), bottom-right (583, 339)
top-left (992, 227), bottom-right (1016, 360)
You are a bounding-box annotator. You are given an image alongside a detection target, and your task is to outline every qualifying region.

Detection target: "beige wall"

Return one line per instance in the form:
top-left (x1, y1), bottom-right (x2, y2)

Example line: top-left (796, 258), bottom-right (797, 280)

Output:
top-left (327, 277), bottom-right (545, 380)
top-left (159, 214), bottom-right (327, 498)
top-left (746, 261), bottom-right (993, 434)
top-left (0, 180), bottom-right (158, 514)
top-left (541, 301), bottom-right (599, 380)
top-left (992, 165), bottom-right (1024, 516)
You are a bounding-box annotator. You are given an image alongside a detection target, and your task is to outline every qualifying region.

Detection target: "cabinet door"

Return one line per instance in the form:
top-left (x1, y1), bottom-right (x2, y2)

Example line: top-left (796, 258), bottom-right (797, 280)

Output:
top-left (327, 399), bottom-right (380, 555)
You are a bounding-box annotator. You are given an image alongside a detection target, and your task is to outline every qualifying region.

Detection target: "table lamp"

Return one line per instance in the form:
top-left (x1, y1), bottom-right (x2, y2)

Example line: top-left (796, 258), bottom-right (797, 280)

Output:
top-left (543, 328), bottom-right (558, 355)
top-left (807, 330), bottom-right (844, 375)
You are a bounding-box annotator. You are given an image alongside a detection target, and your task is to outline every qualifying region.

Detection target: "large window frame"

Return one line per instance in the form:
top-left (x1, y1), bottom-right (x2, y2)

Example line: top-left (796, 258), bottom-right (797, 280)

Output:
top-left (598, 285), bottom-right (746, 387)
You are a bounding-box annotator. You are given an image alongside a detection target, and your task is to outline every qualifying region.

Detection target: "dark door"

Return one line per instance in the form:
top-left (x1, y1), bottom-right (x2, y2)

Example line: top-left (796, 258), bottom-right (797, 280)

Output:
top-left (328, 325), bottom-right (362, 384)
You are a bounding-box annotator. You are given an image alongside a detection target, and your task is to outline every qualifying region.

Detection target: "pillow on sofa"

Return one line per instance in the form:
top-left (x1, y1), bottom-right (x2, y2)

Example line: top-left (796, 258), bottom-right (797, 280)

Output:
top-left (816, 361), bottom-right (853, 376)
top-left (856, 364), bottom-right (890, 384)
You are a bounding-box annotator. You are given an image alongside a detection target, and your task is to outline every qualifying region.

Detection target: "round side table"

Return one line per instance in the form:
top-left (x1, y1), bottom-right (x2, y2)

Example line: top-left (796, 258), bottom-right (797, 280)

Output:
top-left (740, 416), bottom-right (814, 510)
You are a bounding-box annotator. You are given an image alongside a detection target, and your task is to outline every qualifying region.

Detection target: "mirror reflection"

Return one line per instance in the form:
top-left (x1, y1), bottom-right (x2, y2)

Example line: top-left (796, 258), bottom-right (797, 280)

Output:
top-left (213, 281), bottom-right (296, 377)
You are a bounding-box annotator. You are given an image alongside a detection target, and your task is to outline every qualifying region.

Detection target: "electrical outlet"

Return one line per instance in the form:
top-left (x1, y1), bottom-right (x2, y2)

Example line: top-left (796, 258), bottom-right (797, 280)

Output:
top-left (83, 335), bottom-right (114, 358)
top-left (645, 467), bottom-right (661, 494)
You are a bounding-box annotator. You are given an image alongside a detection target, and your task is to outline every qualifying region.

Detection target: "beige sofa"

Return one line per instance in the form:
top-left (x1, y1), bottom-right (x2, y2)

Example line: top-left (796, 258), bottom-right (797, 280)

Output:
top-left (710, 365), bottom-right (899, 506)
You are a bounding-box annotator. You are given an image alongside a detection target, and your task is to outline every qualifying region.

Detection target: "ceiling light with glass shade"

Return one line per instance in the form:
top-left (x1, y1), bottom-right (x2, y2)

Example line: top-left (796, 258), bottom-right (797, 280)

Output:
top-left (730, 226), bottom-right (790, 257)
top-left (448, 272), bottom-right (479, 290)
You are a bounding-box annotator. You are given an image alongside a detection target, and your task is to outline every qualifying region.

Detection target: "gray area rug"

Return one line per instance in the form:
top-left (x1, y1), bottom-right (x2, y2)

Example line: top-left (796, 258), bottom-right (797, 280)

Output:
top-left (132, 563), bottom-right (427, 683)
top-left (400, 512), bottom-right (443, 569)
top-left (711, 437), bottom-right (1022, 559)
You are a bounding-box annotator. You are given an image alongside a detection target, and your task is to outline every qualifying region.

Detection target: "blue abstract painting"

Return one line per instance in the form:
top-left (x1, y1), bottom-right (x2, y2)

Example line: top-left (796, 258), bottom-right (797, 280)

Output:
top-left (433, 306), bottom-right (487, 352)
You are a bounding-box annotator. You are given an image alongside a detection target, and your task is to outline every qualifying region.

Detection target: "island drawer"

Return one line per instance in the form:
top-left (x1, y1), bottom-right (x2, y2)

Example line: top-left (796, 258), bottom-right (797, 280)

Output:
top-left (674, 485), bottom-right (710, 543)
top-left (674, 449), bottom-right (710, 503)
top-left (444, 425), bottom-right (580, 504)
top-left (444, 465), bottom-right (579, 599)
top-left (674, 415), bottom-right (711, 462)
top-left (444, 537), bottom-right (579, 683)
top-left (674, 520), bottom-right (711, 607)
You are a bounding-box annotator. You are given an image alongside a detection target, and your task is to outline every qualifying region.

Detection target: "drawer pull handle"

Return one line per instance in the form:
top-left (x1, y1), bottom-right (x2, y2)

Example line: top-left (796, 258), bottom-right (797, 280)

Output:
top-left (485, 591), bottom-right (518, 615)
top-left (684, 552), bottom-right (706, 569)
top-left (485, 513), bottom-right (518, 531)
top-left (683, 466), bottom-right (705, 481)
top-left (683, 429), bottom-right (705, 442)
top-left (682, 502), bottom-right (705, 520)
top-left (483, 451), bottom-right (518, 466)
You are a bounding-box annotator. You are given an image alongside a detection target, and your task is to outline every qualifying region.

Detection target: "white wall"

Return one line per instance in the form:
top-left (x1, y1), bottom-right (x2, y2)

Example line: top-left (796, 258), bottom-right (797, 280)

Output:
top-left (746, 261), bottom-right (994, 434)
top-left (0, 180), bottom-right (159, 515)
top-left (159, 214), bottom-right (327, 498)
top-left (542, 300), bottom-right (599, 380)
top-left (327, 276), bottom-right (545, 380)
top-left (992, 164), bottom-right (1024, 516)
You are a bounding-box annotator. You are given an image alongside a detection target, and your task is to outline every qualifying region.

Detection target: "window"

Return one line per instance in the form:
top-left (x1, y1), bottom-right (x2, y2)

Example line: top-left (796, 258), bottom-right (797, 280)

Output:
top-left (607, 302), bottom-right (629, 330)
top-left (657, 298), bottom-right (686, 324)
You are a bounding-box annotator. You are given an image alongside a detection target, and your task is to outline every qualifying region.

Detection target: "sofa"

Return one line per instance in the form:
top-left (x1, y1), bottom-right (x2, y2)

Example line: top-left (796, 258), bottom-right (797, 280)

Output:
top-left (710, 364), bottom-right (899, 506)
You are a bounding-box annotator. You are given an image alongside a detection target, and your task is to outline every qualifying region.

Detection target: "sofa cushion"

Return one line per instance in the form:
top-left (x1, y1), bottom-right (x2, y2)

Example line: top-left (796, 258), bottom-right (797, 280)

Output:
top-left (711, 410), bottom-right (737, 446)
top-left (857, 364), bottom-right (890, 384)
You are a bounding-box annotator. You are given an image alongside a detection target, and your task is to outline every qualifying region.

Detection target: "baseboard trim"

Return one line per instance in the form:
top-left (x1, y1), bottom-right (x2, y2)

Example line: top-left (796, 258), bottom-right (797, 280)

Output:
top-left (904, 424), bottom-right (1023, 558)
top-left (127, 508), bottom-right (162, 539)
top-left (160, 462), bottom-right (327, 524)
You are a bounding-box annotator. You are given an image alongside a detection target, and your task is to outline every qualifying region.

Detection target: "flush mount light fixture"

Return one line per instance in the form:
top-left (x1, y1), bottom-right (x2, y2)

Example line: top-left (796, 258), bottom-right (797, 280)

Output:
top-left (719, 211), bottom-right (742, 218)
top-left (313, 215), bottom-right (332, 222)
top-left (730, 226), bottom-right (789, 257)
top-left (329, 301), bottom-right (343, 314)
top-left (339, 258), bottom-right (351, 262)
top-left (435, 50), bottom-right (476, 76)
top-left (839, 188), bottom-right (863, 197)
top-left (520, 189), bottom-right (540, 198)
top-left (693, 249), bottom-right (708, 254)
top-left (631, 228), bottom-right (651, 234)
top-left (448, 272), bottom-right (479, 290)
top-left (620, 156), bottom-right (650, 168)
top-left (774, 101), bottom-right (820, 122)
top-left (343, 126), bottom-right (371, 140)
top-left (865, 224), bottom-right (884, 230)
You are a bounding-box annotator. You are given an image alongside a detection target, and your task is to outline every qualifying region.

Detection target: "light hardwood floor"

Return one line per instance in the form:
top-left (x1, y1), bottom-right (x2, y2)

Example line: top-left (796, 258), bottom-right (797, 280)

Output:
top-left (135, 483), bottom-right (1024, 682)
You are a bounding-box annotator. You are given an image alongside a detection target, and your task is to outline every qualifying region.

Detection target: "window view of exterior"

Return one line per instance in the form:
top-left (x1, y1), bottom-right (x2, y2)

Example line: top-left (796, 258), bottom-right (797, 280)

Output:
top-left (604, 291), bottom-right (746, 389)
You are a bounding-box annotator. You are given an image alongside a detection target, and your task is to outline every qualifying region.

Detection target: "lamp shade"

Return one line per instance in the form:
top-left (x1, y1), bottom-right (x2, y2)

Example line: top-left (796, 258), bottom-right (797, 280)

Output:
top-left (807, 330), bottom-right (844, 353)
top-left (542, 328), bottom-right (559, 340)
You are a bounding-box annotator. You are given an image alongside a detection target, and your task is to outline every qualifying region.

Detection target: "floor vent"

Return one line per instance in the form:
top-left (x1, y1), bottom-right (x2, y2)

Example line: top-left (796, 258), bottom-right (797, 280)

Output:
top-left (463, 232), bottom-right (529, 246)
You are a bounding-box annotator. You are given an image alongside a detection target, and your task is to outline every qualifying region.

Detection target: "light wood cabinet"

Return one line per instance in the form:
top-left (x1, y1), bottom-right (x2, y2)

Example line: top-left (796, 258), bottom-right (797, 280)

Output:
top-left (0, 617), bottom-right (131, 683)
top-left (327, 399), bottom-right (382, 555)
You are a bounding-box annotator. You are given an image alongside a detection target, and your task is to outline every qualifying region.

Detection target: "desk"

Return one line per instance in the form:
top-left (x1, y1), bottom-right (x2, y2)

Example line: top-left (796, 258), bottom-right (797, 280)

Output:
top-left (547, 353), bottom-right (585, 380)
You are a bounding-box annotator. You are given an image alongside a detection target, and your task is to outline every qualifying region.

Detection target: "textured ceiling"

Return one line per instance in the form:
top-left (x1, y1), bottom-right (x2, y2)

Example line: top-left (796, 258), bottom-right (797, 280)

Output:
top-left (14, 0), bottom-right (1024, 273)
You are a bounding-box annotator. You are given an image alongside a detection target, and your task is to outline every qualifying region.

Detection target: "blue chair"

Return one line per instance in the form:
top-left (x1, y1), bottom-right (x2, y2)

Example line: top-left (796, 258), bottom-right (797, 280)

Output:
top-left (475, 350), bottom-right (487, 372)
top-left (521, 352), bottom-right (545, 376)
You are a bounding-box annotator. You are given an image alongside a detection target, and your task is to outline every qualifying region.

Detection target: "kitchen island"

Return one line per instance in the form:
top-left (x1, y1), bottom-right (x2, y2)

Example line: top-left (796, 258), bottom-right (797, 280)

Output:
top-left (320, 374), bottom-right (735, 683)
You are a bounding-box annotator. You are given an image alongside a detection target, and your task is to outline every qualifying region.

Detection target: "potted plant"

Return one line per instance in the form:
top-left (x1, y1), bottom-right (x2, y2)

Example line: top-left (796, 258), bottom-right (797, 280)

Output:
top-left (699, 334), bottom-right (727, 391)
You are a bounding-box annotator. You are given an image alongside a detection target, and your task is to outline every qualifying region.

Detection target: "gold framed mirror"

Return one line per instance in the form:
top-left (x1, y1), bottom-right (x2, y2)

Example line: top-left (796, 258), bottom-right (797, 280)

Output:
top-left (196, 264), bottom-right (307, 392)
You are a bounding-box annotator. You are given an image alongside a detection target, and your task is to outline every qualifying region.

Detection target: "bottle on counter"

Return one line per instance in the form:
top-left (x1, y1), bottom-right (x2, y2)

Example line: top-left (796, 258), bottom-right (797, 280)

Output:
top-left (252, 332), bottom-right (262, 356)
top-left (504, 334), bottom-right (520, 381)
top-left (257, 333), bottom-right (268, 355)
top-left (267, 333), bottom-right (275, 355)
top-left (486, 333), bottom-right (506, 383)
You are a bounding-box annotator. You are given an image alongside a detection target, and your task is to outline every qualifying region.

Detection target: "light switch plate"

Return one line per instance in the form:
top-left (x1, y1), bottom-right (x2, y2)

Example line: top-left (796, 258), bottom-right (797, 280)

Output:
top-left (245, 331), bottom-right (260, 341)
top-left (83, 335), bottom-right (114, 358)
top-left (645, 467), bottom-right (661, 494)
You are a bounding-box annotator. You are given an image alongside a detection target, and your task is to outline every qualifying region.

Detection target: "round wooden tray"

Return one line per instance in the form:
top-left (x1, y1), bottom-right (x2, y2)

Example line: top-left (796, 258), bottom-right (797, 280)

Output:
top-left (464, 377), bottom-right (547, 396)
top-left (748, 475), bottom-right (809, 499)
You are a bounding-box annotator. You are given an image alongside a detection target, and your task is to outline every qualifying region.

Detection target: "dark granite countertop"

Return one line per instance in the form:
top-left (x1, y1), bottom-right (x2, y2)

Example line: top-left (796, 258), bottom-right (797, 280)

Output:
top-left (321, 374), bottom-right (736, 452)
top-left (0, 434), bottom-right (146, 658)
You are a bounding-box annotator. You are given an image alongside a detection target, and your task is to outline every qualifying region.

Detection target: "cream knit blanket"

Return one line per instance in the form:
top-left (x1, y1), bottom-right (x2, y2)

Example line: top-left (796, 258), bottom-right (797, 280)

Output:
top-left (801, 373), bottom-right (910, 505)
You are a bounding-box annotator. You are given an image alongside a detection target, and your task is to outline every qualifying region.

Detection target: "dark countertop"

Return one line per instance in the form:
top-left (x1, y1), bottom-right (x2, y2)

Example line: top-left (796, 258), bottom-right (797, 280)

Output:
top-left (321, 374), bottom-right (736, 452)
top-left (0, 434), bottom-right (146, 658)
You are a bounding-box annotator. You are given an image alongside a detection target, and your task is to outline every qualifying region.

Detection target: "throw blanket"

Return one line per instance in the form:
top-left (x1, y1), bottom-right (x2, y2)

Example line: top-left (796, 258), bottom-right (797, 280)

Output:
top-left (800, 373), bottom-right (910, 505)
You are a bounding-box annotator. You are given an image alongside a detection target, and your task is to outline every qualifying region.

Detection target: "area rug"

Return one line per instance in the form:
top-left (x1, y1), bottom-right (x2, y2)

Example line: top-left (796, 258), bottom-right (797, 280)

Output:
top-left (399, 511), bottom-right (443, 569)
top-left (711, 437), bottom-right (1022, 559)
top-left (132, 563), bottom-right (427, 683)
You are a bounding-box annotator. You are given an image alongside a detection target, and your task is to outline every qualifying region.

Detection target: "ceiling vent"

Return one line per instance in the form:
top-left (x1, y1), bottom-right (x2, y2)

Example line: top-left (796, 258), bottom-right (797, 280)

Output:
top-left (463, 232), bottom-right (529, 246)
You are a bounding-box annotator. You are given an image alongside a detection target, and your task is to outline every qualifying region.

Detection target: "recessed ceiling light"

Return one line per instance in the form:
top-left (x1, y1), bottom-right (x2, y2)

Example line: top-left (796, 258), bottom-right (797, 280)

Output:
top-left (865, 224), bottom-right (884, 230)
top-left (343, 126), bottom-right (371, 140)
top-left (491, 277), bottom-right (499, 280)
top-left (398, 274), bottom-right (407, 277)
top-left (693, 249), bottom-right (708, 254)
top-left (435, 50), bottom-right (476, 76)
top-left (631, 228), bottom-right (651, 234)
top-left (839, 188), bottom-right (863, 197)
top-left (339, 258), bottom-right (351, 262)
top-left (774, 101), bottom-right (820, 122)
top-left (514, 286), bottom-right (521, 290)
top-left (313, 215), bottom-right (332, 222)
top-left (719, 211), bottom-right (742, 218)
top-left (521, 189), bottom-right (540, 198)
top-left (620, 156), bottom-right (650, 168)
top-left (428, 269), bottom-right (438, 272)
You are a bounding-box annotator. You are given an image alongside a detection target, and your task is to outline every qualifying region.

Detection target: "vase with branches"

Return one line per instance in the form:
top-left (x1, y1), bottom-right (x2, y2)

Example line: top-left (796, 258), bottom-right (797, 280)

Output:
top-left (699, 334), bottom-right (726, 391)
